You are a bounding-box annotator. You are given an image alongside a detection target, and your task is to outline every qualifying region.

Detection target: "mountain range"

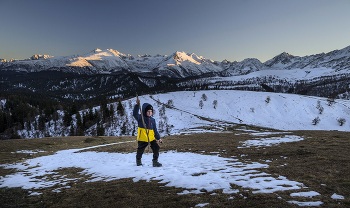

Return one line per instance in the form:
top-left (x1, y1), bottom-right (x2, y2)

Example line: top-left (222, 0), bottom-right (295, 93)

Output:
top-left (1, 46), bottom-right (350, 140)
top-left (1, 45), bottom-right (350, 79)
top-left (1, 45), bottom-right (350, 104)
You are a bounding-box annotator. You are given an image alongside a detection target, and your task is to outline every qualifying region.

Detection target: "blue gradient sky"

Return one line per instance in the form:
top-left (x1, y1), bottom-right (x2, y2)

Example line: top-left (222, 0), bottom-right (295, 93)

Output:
top-left (1, 0), bottom-right (349, 62)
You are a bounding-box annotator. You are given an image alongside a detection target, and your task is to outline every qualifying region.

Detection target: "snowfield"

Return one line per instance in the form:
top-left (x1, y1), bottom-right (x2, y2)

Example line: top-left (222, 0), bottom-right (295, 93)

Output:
top-left (17, 90), bottom-right (350, 140)
top-left (147, 90), bottom-right (350, 133)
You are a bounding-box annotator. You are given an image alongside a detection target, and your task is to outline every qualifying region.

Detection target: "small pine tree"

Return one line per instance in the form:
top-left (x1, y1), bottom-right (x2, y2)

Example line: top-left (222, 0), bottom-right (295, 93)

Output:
top-left (159, 105), bottom-right (166, 117)
top-left (121, 122), bottom-right (127, 135)
top-left (312, 116), bottom-right (320, 125)
top-left (71, 102), bottom-right (78, 115)
top-left (165, 124), bottom-right (170, 135)
top-left (76, 113), bottom-right (83, 130)
top-left (63, 110), bottom-right (72, 127)
top-left (199, 100), bottom-right (204, 109)
top-left (38, 114), bottom-right (46, 131)
top-left (97, 122), bottom-right (105, 136)
top-left (337, 118), bottom-right (346, 126)
top-left (117, 101), bottom-right (124, 116)
top-left (316, 101), bottom-right (324, 114)
top-left (128, 100), bottom-right (133, 109)
top-left (10, 128), bottom-right (21, 139)
top-left (327, 97), bottom-right (335, 106)
top-left (213, 100), bottom-right (218, 109)
top-left (132, 124), bottom-right (136, 136)
top-left (69, 125), bottom-right (75, 136)
top-left (167, 99), bottom-right (174, 108)
top-left (110, 104), bottom-right (115, 121)
top-left (88, 107), bottom-right (94, 121)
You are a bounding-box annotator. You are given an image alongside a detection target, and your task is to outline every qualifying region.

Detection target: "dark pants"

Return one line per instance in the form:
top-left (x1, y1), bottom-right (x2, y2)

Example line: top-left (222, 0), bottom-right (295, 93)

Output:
top-left (136, 140), bottom-right (160, 161)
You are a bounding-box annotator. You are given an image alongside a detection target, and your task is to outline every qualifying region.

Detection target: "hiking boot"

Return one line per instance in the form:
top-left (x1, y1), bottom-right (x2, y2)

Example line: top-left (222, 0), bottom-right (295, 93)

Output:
top-left (136, 159), bottom-right (142, 166)
top-left (153, 159), bottom-right (162, 167)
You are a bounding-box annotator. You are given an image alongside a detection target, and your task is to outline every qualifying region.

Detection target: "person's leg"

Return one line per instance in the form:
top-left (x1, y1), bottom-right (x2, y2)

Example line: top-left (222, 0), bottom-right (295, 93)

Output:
top-left (150, 140), bottom-right (160, 160)
top-left (150, 140), bottom-right (161, 167)
top-left (136, 141), bottom-right (148, 166)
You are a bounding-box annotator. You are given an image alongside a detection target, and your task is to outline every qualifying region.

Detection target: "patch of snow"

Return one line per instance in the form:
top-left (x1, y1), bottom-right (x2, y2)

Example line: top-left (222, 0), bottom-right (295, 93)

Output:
top-left (29, 191), bottom-right (42, 196)
top-left (238, 135), bottom-right (304, 148)
top-left (331, 193), bottom-right (344, 200)
top-left (290, 191), bottom-right (321, 198)
top-left (0, 141), bottom-right (304, 195)
top-left (12, 150), bottom-right (45, 154)
top-left (195, 203), bottom-right (209, 207)
top-left (287, 200), bottom-right (323, 206)
top-left (0, 99), bottom-right (6, 109)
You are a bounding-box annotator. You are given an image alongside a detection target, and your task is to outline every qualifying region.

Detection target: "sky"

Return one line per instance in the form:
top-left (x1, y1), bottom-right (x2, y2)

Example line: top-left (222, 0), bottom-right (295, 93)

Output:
top-left (1, 0), bottom-right (350, 62)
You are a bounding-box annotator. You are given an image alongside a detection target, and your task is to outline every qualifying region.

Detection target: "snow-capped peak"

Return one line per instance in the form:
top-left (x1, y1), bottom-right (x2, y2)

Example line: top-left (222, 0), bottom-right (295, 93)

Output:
top-left (173, 51), bottom-right (202, 65)
top-left (29, 54), bottom-right (53, 60)
top-left (264, 52), bottom-right (297, 67)
top-left (221, 59), bottom-right (230, 64)
top-left (93, 48), bottom-right (102, 53)
top-left (2, 44), bottom-right (350, 77)
top-left (281, 52), bottom-right (293, 57)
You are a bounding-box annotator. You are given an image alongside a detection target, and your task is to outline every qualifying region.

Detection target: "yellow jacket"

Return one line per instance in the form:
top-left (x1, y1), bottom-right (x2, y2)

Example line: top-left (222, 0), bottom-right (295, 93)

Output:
top-left (133, 103), bottom-right (160, 142)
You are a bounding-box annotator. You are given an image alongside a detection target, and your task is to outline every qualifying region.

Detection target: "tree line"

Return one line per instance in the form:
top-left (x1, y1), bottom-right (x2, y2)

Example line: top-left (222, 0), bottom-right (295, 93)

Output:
top-left (0, 91), bottom-right (125, 140)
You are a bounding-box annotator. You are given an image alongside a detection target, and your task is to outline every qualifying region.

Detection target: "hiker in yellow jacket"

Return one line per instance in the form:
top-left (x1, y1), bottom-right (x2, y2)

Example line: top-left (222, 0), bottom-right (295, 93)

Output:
top-left (133, 98), bottom-right (162, 167)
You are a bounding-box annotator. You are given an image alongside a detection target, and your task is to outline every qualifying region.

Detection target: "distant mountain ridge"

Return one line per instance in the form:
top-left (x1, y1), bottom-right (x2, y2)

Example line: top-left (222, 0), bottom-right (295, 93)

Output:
top-left (265, 45), bottom-right (350, 71)
top-left (1, 45), bottom-right (350, 78)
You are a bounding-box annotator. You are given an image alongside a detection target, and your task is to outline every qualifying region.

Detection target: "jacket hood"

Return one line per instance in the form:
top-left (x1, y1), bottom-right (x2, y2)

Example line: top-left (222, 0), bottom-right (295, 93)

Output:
top-left (141, 103), bottom-right (152, 117)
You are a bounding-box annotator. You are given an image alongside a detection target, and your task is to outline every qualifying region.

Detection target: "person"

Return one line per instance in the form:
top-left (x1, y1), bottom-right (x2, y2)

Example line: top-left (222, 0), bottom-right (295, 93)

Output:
top-left (133, 98), bottom-right (163, 167)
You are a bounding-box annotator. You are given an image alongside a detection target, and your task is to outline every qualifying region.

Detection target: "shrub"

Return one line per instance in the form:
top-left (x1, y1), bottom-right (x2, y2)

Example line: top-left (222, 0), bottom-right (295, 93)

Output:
top-left (327, 97), bottom-right (335, 106)
top-left (159, 105), bottom-right (166, 117)
top-left (97, 122), bottom-right (105, 136)
top-left (337, 118), bottom-right (346, 126)
top-left (213, 100), bottom-right (218, 109)
top-left (167, 99), bottom-right (174, 108)
top-left (265, 96), bottom-right (271, 104)
top-left (312, 117), bottom-right (320, 125)
top-left (199, 100), bottom-right (204, 109)
top-left (201, 94), bottom-right (207, 101)
top-left (117, 101), bottom-right (124, 116)
top-left (316, 101), bottom-right (324, 114)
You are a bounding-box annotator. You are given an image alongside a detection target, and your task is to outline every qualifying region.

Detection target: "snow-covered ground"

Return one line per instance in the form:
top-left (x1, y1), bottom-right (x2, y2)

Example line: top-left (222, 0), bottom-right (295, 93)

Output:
top-left (17, 90), bottom-right (350, 139)
top-left (208, 67), bottom-right (348, 83)
top-left (148, 90), bottom-right (350, 133)
top-left (0, 133), bottom-right (343, 206)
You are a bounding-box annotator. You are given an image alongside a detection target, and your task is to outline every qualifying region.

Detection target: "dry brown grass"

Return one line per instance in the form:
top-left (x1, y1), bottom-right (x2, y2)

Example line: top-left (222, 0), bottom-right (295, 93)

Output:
top-left (0, 130), bottom-right (349, 207)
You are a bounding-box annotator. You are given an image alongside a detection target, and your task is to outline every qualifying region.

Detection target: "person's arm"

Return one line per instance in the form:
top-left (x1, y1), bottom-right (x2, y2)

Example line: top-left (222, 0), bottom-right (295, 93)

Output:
top-left (133, 98), bottom-right (141, 120)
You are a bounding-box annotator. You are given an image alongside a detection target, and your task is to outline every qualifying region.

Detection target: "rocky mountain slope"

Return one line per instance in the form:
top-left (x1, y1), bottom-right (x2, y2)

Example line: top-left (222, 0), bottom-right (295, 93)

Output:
top-left (2, 45), bottom-right (350, 79)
